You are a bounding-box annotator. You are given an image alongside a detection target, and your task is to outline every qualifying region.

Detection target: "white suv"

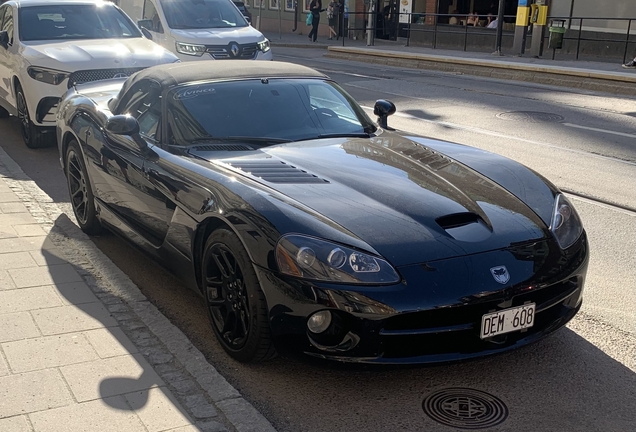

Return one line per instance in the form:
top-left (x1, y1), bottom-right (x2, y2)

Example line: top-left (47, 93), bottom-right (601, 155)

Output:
top-left (0, 0), bottom-right (178, 148)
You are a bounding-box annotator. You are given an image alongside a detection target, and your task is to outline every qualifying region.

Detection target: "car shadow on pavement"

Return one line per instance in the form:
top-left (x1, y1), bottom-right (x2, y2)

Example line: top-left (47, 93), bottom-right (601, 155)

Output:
top-left (40, 214), bottom-right (199, 430)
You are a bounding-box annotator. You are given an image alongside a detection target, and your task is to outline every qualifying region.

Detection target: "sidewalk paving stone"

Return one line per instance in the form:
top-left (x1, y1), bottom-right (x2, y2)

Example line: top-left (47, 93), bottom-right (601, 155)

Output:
top-left (0, 286), bottom-right (63, 314)
top-left (28, 250), bottom-right (67, 267)
top-left (0, 213), bottom-right (38, 226)
top-left (0, 251), bottom-right (38, 271)
top-left (125, 388), bottom-right (193, 432)
top-left (84, 327), bottom-right (139, 358)
top-left (0, 202), bottom-right (29, 213)
top-left (0, 416), bottom-right (31, 432)
top-left (0, 225), bottom-right (17, 238)
top-left (0, 349), bottom-right (8, 376)
top-left (28, 396), bottom-right (147, 432)
top-left (0, 192), bottom-right (21, 203)
top-left (0, 312), bottom-right (41, 343)
top-left (0, 270), bottom-right (16, 289)
top-left (31, 303), bottom-right (117, 335)
top-left (52, 281), bottom-right (100, 306)
top-left (12, 224), bottom-right (49, 237)
top-left (8, 264), bottom-right (83, 288)
top-left (59, 353), bottom-right (164, 402)
top-left (0, 236), bottom-right (50, 254)
top-left (2, 333), bottom-right (100, 373)
top-left (0, 369), bottom-right (73, 418)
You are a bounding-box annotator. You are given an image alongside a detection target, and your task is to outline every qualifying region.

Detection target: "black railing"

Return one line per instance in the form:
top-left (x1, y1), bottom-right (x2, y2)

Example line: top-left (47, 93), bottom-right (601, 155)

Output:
top-left (542, 16), bottom-right (636, 63)
top-left (332, 11), bottom-right (636, 63)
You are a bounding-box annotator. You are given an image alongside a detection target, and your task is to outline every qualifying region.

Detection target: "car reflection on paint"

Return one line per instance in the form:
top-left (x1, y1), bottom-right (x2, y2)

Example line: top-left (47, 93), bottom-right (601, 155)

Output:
top-left (56, 61), bottom-right (589, 364)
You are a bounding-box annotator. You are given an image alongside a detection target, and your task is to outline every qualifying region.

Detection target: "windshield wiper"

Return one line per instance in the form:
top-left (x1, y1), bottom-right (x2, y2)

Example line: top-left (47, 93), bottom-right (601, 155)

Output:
top-left (191, 137), bottom-right (292, 145)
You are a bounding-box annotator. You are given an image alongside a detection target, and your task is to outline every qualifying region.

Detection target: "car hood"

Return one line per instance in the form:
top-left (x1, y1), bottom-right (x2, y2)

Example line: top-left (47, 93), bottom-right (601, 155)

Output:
top-left (22, 38), bottom-right (177, 71)
top-left (190, 135), bottom-right (548, 266)
top-left (170, 26), bottom-right (265, 44)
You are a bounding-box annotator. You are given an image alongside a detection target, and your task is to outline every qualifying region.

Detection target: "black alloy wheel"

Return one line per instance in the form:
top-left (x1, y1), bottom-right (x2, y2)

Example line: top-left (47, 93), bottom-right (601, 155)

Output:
top-left (65, 140), bottom-right (102, 234)
top-left (16, 83), bottom-right (52, 148)
top-left (203, 229), bottom-right (275, 362)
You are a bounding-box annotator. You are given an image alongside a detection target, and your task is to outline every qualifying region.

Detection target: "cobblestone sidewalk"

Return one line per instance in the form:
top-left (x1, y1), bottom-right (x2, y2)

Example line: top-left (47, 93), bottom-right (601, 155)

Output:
top-left (0, 146), bottom-right (275, 432)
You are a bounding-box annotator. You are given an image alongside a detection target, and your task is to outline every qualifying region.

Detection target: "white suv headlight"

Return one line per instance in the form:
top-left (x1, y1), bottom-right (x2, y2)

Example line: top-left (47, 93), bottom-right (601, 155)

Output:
top-left (175, 42), bottom-right (207, 56)
top-left (27, 67), bottom-right (70, 86)
top-left (550, 194), bottom-right (583, 249)
top-left (257, 38), bottom-right (270, 53)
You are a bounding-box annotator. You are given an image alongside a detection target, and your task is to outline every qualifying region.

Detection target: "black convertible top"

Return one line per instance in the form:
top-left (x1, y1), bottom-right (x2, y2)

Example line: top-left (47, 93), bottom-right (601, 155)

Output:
top-left (110, 60), bottom-right (327, 113)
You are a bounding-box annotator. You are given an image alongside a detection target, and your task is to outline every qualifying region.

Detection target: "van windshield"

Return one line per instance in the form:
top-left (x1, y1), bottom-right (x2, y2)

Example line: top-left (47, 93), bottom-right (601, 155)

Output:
top-left (160, 0), bottom-right (248, 29)
top-left (19, 4), bottom-right (141, 41)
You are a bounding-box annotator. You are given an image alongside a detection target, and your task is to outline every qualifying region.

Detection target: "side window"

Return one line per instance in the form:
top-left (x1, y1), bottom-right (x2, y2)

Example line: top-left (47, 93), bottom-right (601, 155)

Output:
top-left (1, 7), bottom-right (14, 45)
top-left (143, 0), bottom-right (163, 33)
top-left (119, 81), bottom-right (162, 141)
top-left (0, 7), bottom-right (6, 31)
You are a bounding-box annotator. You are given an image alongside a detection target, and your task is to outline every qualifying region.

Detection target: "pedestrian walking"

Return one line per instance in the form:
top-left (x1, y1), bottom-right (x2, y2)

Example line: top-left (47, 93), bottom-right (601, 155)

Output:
top-left (327, 1), bottom-right (338, 40)
top-left (307, 0), bottom-right (323, 42)
top-left (623, 56), bottom-right (636, 69)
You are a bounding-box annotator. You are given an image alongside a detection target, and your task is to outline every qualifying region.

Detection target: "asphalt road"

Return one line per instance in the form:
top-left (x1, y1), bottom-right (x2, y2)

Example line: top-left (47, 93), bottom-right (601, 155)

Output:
top-left (1, 48), bottom-right (635, 432)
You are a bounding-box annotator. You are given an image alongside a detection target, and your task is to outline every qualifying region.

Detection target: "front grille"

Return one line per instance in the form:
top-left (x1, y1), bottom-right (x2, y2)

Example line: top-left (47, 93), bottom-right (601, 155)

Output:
top-left (227, 160), bottom-right (329, 184)
top-left (379, 278), bottom-right (581, 358)
top-left (68, 68), bottom-right (147, 88)
top-left (205, 43), bottom-right (258, 60)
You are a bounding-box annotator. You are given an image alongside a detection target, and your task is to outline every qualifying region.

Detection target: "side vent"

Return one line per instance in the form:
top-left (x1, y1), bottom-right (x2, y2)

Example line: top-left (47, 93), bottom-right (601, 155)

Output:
top-left (192, 144), bottom-right (255, 152)
top-left (227, 160), bottom-right (329, 184)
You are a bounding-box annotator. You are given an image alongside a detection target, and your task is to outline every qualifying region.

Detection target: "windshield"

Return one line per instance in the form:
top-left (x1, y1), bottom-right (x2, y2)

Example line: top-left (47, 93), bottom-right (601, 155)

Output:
top-left (19, 5), bottom-right (141, 41)
top-left (160, 0), bottom-right (247, 29)
top-left (166, 79), bottom-right (377, 146)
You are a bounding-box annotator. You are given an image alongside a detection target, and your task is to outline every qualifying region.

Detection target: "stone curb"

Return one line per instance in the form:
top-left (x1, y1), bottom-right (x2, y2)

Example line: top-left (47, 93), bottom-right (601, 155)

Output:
top-left (327, 46), bottom-right (636, 83)
top-left (0, 146), bottom-right (276, 432)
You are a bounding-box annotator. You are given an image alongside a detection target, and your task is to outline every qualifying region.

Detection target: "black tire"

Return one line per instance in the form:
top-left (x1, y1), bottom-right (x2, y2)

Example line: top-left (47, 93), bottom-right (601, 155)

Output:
top-left (203, 229), bottom-right (276, 363)
top-left (16, 83), bottom-right (54, 148)
top-left (65, 140), bottom-right (103, 234)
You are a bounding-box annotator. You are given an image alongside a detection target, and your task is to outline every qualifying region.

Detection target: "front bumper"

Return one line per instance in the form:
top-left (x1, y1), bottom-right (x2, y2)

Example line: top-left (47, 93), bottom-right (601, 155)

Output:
top-left (174, 49), bottom-right (273, 62)
top-left (256, 233), bottom-right (589, 364)
top-left (23, 77), bottom-right (67, 127)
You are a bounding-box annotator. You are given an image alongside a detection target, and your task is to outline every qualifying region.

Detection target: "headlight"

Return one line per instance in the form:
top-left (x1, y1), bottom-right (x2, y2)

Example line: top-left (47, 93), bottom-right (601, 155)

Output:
top-left (257, 38), bottom-right (270, 53)
top-left (276, 234), bottom-right (400, 284)
top-left (550, 194), bottom-right (583, 249)
top-left (27, 67), bottom-right (70, 85)
top-left (175, 42), bottom-right (207, 57)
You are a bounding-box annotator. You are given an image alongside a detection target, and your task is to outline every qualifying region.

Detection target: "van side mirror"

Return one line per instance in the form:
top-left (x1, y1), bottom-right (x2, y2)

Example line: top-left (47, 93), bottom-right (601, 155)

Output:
top-left (138, 19), bottom-right (154, 31)
top-left (0, 31), bottom-right (9, 49)
top-left (140, 27), bottom-right (153, 40)
top-left (373, 100), bottom-right (396, 130)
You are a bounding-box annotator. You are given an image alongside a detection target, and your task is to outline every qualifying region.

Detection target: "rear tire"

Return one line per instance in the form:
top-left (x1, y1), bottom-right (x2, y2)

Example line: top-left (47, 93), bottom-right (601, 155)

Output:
top-left (203, 229), bottom-right (276, 363)
top-left (16, 83), bottom-right (54, 149)
top-left (65, 140), bottom-right (102, 234)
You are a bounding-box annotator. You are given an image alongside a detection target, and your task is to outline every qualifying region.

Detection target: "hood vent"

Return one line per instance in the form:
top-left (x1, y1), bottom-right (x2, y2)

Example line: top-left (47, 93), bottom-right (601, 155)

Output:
top-left (437, 212), bottom-right (493, 242)
top-left (436, 212), bottom-right (481, 230)
top-left (227, 160), bottom-right (329, 184)
top-left (192, 144), bottom-right (255, 152)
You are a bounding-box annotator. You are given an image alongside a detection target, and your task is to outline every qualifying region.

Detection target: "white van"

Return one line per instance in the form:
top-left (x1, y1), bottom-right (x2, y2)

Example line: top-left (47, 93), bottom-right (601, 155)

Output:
top-left (119, 0), bottom-right (272, 62)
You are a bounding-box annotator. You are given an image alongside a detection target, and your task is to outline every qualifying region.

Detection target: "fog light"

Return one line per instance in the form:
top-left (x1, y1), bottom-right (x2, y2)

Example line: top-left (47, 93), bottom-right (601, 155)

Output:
top-left (307, 310), bottom-right (332, 334)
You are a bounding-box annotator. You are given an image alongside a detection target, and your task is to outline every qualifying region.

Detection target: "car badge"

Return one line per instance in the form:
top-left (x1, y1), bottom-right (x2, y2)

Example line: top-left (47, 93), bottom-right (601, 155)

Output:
top-left (230, 43), bottom-right (240, 57)
top-left (113, 73), bottom-right (128, 79)
top-left (490, 266), bottom-right (510, 284)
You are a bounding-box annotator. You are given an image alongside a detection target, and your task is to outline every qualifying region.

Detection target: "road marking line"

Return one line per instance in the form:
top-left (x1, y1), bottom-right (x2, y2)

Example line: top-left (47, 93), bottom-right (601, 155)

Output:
top-left (360, 106), bottom-right (636, 167)
top-left (563, 122), bottom-right (636, 139)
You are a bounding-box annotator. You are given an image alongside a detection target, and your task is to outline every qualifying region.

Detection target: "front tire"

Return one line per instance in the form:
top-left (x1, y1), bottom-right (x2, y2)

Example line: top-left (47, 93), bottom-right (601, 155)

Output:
top-left (203, 229), bottom-right (276, 363)
top-left (16, 83), bottom-right (54, 148)
top-left (65, 140), bottom-right (102, 234)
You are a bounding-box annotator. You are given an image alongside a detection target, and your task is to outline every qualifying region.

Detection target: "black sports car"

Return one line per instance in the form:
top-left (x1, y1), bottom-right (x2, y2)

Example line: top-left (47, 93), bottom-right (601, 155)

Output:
top-left (56, 62), bottom-right (588, 364)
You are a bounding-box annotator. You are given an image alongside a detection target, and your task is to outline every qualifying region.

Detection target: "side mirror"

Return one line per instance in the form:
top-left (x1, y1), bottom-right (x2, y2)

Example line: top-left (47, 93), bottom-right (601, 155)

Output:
top-left (140, 27), bottom-right (153, 40)
top-left (373, 99), bottom-right (396, 130)
top-left (106, 115), bottom-right (149, 150)
top-left (137, 19), bottom-right (154, 31)
top-left (106, 115), bottom-right (139, 136)
top-left (0, 31), bottom-right (9, 49)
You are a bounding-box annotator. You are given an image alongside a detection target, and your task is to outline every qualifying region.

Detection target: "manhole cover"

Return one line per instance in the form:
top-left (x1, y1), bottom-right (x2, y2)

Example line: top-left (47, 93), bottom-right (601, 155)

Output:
top-left (422, 388), bottom-right (509, 430)
top-left (496, 111), bottom-right (564, 123)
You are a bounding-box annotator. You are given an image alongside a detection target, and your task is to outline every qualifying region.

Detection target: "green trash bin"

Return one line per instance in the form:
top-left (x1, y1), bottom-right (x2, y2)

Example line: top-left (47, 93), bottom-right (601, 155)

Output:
top-left (549, 20), bottom-right (567, 50)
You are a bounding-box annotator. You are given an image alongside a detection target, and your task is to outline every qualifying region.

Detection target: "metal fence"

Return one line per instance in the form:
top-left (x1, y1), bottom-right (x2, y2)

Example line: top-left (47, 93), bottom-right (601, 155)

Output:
top-left (333, 11), bottom-right (636, 63)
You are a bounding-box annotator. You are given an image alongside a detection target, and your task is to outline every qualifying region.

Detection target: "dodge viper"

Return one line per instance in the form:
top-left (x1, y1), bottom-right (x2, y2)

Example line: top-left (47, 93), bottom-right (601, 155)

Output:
top-left (56, 61), bottom-right (588, 363)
